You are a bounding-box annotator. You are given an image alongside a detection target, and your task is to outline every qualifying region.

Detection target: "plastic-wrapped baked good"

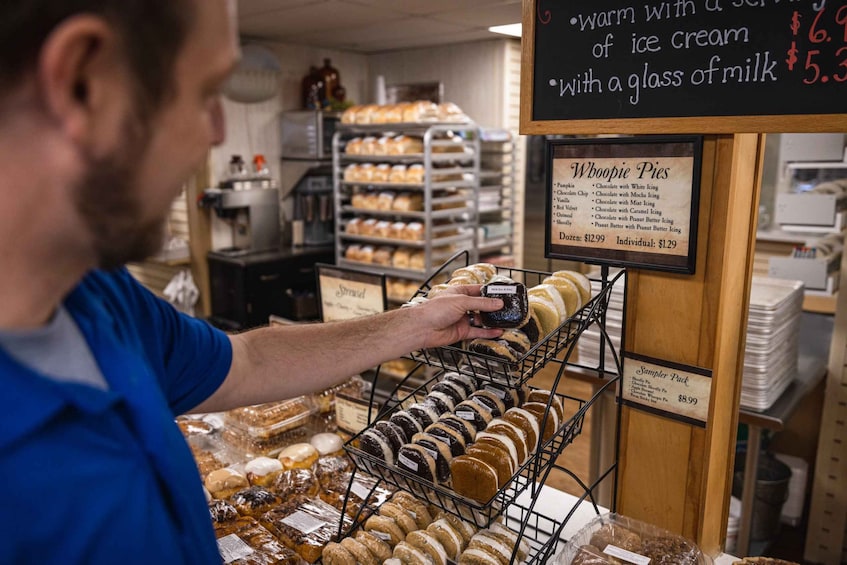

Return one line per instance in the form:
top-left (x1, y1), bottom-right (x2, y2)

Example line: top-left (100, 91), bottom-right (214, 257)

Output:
top-left (226, 398), bottom-right (316, 439)
top-left (209, 499), bottom-right (240, 527)
top-left (206, 468), bottom-right (249, 500)
top-left (278, 443), bottom-right (319, 470)
top-left (230, 486), bottom-right (282, 518)
top-left (268, 468), bottom-right (320, 499)
top-left (214, 516), bottom-right (306, 565)
top-left (554, 513), bottom-right (709, 565)
top-left (320, 472), bottom-right (393, 519)
top-left (479, 281), bottom-right (530, 329)
top-left (245, 457), bottom-right (284, 487)
top-left (221, 426), bottom-right (312, 457)
top-left (260, 495), bottom-right (351, 563)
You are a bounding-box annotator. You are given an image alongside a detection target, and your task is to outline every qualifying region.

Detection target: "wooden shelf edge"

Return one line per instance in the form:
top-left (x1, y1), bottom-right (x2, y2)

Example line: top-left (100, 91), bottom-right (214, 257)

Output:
top-left (803, 291), bottom-right (838, 314)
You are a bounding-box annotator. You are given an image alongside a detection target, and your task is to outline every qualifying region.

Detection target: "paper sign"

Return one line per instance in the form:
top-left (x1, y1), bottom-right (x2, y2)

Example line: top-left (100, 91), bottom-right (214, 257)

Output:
top-left (317, 265), bottom-right (386, 322)
top-left (622, 353), bottom-right (712, 426)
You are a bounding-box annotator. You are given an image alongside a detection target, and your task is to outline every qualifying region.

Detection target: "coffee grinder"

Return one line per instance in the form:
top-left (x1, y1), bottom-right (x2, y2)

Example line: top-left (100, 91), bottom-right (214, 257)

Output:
top-left (289, 163), bottom-right (334, 247)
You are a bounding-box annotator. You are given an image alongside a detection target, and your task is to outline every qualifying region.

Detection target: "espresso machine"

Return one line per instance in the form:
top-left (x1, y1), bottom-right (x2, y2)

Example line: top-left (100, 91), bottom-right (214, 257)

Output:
top-left (201, 187), bottom-right (281, 255)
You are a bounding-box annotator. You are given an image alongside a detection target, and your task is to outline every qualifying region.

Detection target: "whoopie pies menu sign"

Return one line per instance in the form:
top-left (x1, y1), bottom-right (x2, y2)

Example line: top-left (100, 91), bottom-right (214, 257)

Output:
top-left (531, 0), bottom-right (847, 125)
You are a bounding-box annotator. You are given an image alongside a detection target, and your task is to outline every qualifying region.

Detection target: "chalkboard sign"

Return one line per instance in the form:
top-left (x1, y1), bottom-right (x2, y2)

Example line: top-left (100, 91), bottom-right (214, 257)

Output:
top-left (528, 0), bottom-right (847, 131)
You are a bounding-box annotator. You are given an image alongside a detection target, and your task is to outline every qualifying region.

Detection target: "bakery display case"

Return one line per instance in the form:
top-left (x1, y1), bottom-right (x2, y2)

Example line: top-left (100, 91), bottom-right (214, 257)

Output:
top-left (331, 102), bottom-right (481, 304)
top-left (326, 251), bottom-right (626, 563)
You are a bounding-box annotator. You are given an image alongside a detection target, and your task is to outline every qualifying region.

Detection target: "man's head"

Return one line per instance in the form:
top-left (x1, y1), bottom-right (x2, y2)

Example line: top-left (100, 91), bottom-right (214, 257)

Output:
top-left (2, 0), bottom-right (237, 269)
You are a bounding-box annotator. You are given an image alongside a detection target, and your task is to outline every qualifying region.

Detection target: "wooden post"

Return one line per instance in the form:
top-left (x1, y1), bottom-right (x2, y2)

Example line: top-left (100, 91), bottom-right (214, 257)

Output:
top-left (617, 134), bottom-right (764, 554)
top-left (186, 155), bottom-right (213, 318)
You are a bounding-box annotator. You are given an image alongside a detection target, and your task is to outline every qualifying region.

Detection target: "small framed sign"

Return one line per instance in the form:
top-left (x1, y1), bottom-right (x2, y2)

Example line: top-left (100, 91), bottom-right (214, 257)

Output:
top-left (316, 264), bottom-right (387, 323)
top-left (545, 136), bottom-right (702, 273)
top-left (622, 352), bottom-right (712, 427)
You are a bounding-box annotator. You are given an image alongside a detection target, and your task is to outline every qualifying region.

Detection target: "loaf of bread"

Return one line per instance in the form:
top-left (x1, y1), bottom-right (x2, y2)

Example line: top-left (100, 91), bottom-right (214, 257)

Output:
top-left (344, 136), bottom-right (364, 155)
top-left (388, 135), bottom-right (424, 155)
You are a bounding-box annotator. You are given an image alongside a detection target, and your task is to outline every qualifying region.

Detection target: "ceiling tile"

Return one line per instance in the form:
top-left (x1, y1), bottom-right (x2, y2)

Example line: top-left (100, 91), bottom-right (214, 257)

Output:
top-left (430, 1), bottom-right (522, 28)
top-left (239, 0), bottom-right (404, 38)
top-left (287, 16), bottom-right (471, 51)
top-left (237, 0), bottom-right (321, 18)
top-left (344, 0), bottom-right (503, 17)
top-left (363, 30), bottom-right (502, 53)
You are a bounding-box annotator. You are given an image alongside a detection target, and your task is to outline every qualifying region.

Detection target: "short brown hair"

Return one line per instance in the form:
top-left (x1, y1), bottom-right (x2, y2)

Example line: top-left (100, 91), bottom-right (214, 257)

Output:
top-left (0, 0), bottom-right (194, 112)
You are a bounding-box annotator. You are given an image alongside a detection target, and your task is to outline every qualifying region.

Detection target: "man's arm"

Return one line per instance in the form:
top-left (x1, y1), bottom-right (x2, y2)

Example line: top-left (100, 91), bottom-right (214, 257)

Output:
top-left (192, 286), bottom-right (503, 413)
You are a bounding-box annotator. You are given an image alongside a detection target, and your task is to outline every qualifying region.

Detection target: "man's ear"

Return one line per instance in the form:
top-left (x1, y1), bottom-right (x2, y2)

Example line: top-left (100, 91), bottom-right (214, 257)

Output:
top-left (37, 15), bottom-right (123, 148)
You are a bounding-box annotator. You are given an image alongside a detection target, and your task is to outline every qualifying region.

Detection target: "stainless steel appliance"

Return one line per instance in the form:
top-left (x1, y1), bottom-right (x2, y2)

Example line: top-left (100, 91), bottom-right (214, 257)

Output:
top-left (280, 110), bottom-right (340, 160)
top-left (200, 187), bottom-right (281, 255)
top-left (292, 164), bottom-right (334, 247)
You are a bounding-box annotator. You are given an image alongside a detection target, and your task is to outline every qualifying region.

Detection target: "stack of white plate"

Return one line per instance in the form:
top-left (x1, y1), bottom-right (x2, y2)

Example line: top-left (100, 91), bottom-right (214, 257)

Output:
top-left (740, 277), bottom-right (804, 411)
top-left (575, 271), bottom-right (625, 371)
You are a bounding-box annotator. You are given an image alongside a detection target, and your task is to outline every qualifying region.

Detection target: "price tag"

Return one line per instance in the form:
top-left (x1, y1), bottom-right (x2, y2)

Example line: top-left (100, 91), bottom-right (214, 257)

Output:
top-left (217, 534), bottom-right (255, 564)
top-left (546, 137), bottom-right (701, 274)
top-left (603, 544), bottom-right (651, 565)
top-left (622, 353), bottom-right (712, 426)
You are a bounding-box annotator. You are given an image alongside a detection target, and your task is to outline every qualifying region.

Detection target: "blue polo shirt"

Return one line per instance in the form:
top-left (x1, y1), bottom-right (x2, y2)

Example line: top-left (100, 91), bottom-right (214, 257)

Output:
top-left (0, 269), bottom-right (232, 564)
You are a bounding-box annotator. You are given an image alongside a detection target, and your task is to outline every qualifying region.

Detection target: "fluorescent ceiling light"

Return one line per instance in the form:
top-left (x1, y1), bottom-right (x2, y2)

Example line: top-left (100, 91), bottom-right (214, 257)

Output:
top-left (489, 23), bottom-right (521, 37)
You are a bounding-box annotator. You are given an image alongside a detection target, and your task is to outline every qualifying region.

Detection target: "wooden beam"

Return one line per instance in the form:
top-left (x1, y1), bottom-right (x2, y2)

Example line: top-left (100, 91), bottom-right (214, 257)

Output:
top-left (186, 155), bottom-right (213, 318)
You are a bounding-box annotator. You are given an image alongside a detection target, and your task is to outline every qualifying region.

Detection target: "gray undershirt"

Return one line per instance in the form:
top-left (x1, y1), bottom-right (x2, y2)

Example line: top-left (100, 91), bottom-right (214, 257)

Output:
top-left (0, 306), bottom-right (108, 390)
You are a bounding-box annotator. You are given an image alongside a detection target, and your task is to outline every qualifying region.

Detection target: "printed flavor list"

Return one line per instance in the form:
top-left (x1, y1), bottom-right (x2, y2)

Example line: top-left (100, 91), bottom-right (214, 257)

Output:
top-left (550, 155), bottom-right (694, 257)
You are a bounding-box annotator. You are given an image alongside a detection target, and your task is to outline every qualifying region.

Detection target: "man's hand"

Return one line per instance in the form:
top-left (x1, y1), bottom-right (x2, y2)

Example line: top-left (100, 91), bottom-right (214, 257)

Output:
top-left (412, 284), bottom-right (504, 349)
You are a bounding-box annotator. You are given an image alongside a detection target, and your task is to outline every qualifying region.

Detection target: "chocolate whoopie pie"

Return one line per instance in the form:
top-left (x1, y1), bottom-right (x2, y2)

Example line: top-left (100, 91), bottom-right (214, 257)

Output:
top-left (479, 281), bottom-right (530, 328)
top-left (374, 420), bottom-right (407, 452)
top-left (390, 410), bottom-right (423, 441)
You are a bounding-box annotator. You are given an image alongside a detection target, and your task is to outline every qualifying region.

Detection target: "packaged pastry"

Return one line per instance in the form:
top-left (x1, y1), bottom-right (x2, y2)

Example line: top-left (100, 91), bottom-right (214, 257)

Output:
top-left (354, 163), bottom-right (375, 182)
top-left (341, 106), bottom-right (359, 124)
top-left (402, 100), bottom-right (438, 122)
top-left (437, 102), bottom-right (467, 123)
top-left (309, 432), bottom-right (344, 457)
top-left (354, 104), bottom-right (378, 124)
top-left (320, 471), bottom-right (394, 518)
top-left (372, 246), bottom-right (394, 266)
top-left (214, 517), bottom-right (306, 565)
top-left (374, 219), bottom-right (392, 236)
top-left (479, 281), bottom-right (530, 329)
top-left (226, 398), bottom-right (316, 438)
top-left (230, 486), bottom-right (282, 518)
top-left (260, 495), bottom-right (351, 563)
top-left (402, 222), bottom-right (424, 241)
top-left (359, 218), bottom-right (378, 235)
top-left (344, 217), bottom-right (362, 235)
top-left (553, 513), bottom-right (709, 565)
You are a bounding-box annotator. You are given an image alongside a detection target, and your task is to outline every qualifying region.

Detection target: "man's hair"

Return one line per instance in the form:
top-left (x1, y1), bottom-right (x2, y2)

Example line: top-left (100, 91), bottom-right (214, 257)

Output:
top-left (0, 0), bottom-right (195, 112)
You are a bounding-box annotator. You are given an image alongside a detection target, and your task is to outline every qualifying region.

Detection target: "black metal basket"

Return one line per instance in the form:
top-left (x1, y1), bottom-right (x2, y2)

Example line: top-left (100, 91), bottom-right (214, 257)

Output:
top-left (343, 370), bottom-right (590, 529)
top-left (404, 251), bottom-right (621, 388)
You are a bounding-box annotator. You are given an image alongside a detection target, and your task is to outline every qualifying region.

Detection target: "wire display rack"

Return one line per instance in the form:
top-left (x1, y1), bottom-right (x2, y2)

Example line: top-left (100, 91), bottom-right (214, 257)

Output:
top-left (330, 251), bottom-right (626, 563)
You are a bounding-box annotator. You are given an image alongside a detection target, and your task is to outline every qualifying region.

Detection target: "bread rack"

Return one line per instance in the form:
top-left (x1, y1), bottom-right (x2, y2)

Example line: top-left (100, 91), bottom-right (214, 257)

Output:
top-left (334, 250), bottom-right (626, 563)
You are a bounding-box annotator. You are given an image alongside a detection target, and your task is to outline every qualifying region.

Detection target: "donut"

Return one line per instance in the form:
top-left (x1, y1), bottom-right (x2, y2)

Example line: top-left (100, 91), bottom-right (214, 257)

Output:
top-left (277, 443), bottom-right (319, 470)
top-left (468, 532), bottom-right (515, 565)
top-left (467, 338), bottom-right (518, 364)
top-left (518, 309), bottom-right (542, 344)
top-left (499, 329), bottom-right (532, 356)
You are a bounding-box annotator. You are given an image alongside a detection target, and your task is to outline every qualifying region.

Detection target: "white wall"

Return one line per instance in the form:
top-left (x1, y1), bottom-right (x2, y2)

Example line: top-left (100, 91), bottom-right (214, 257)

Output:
top-left (367, 39), bottom-right (510, 128)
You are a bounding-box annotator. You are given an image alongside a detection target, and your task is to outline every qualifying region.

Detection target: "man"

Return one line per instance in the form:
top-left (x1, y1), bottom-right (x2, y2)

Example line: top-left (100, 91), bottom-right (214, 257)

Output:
top-left (0, 1), bottom-right (503, 562)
